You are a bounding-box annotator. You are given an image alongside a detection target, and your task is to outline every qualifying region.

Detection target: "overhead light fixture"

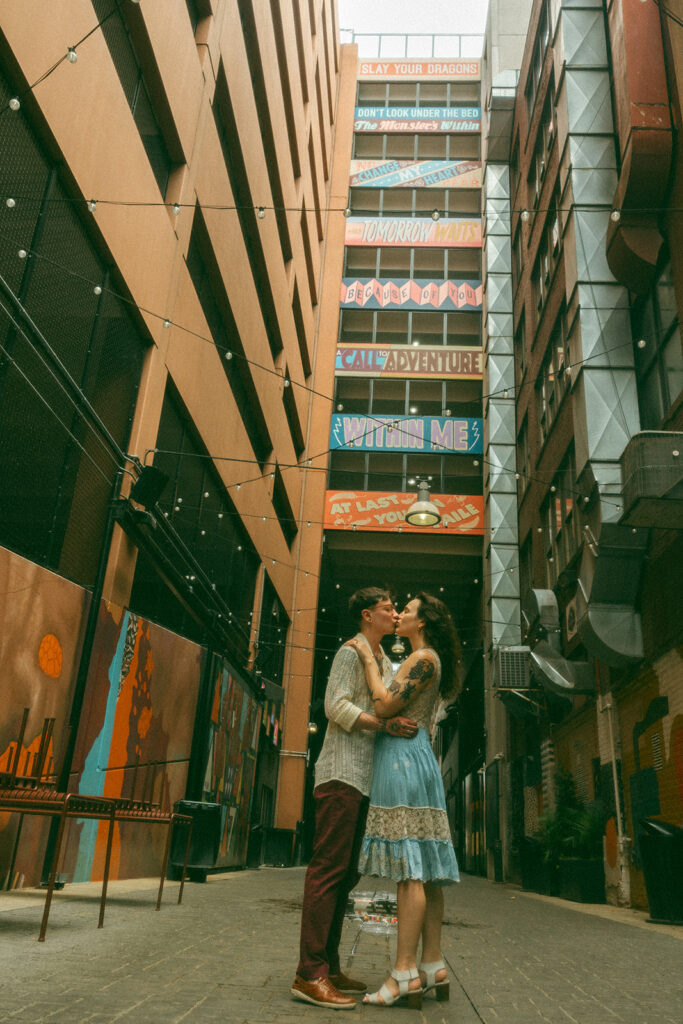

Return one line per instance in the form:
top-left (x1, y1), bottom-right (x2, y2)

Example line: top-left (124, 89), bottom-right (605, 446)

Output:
top-left (405, 480), bottom-right (441, 527)
top-left (391, 635), bottom-right (406, 655)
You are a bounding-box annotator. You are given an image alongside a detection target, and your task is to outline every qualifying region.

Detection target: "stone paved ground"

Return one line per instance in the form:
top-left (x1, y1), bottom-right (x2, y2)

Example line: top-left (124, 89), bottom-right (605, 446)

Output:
top-left (1, 867), bottom-right (682, 1024)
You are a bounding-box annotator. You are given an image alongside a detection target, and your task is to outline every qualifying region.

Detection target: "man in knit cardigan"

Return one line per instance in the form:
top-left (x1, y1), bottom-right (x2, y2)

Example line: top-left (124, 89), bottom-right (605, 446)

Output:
top-left (292, 586), bottom-right (418, 1009)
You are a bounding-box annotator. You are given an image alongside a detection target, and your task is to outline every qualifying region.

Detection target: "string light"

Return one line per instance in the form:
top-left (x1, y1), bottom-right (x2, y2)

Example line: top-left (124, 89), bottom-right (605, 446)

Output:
top-left (610, 209), bottom-right (621, 222)
top-left (256, 207), bottom-right (266, 219)
top-left (8, 98), bottom-right (20, 111)
top-left (66, 47), bottom-right (78, 64)
top-left (5, 198), bottom-right (15, 208)
top-left (87, 199), bottom-right (97, 212)
top-left (93, 285), bottom-right (102, 295)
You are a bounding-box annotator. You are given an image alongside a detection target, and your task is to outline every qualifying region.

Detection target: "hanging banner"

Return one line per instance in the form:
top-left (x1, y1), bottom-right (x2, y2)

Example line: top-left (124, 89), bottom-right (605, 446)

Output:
top-left (358, 60), bottom-right (481, 81)
top-left (335, 344), bottom-right (483, 379)
top-left (330, 414), bottom-right (482, 454)
top-left (354, 107), bottom-right (481, 133)
top-left (324, 490), bottom-right (484, 533)
top-left (345, 216), bottom-right (481, 248)
top-left (341, 277), bottom-right (482, 311)
top-left (349, 159), bottom-right (481, 189)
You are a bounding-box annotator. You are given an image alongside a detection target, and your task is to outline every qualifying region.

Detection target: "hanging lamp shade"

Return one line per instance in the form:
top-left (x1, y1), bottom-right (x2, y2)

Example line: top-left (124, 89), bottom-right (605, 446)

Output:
top-left (405, 481), bottom-right (441, 527)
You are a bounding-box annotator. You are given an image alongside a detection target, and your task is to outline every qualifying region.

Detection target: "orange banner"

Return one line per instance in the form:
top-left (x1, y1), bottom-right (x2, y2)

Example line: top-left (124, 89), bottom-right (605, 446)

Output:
top-left (324, 491), bottom-right (484, 534)
top-left (358, 60), bottom-right (481, 81)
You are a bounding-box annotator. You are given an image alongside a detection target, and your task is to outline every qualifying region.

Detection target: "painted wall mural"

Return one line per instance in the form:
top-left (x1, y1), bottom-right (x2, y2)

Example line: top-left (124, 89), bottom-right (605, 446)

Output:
top-left (340, 278), bottom-right (482, 311)
top-left (330, 413), bottom-right (483, 454)
top-left (345, 216), bottom-right (481, 248)
top-left (324, 491), bottom-right (484, 534)
top-left (64, 605), bottom-right (204, 883)
top-left (0, 547), bottom-right (89, 888)
top-left (349, 159), bottom-right (481, 190)
top-left (616, 651), bottom-right (683, 909)
top-left (201, 660), bottom-right (261, 869)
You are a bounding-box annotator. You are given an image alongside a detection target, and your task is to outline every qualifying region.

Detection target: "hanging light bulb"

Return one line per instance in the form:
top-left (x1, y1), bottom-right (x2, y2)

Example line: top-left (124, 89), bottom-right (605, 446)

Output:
top-left (405, 480), bottom-right (441, 527)
top-left (66, 47), bottom-right (78, 64)
top-left (391, 634), bottom-right (406, 655)
top-left (256, 206), bottom-right (266, 219)
top-left (9, 98), bottom-right (20, 111)
top-left (431, 208), bottom-right (440, 221)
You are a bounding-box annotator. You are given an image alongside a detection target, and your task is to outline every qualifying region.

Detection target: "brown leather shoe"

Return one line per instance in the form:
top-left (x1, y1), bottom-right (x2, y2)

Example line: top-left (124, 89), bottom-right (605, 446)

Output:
top-left (329, 971), bottom-right (367, 993)
top-left (291, 974), bottom-right (356, 1009)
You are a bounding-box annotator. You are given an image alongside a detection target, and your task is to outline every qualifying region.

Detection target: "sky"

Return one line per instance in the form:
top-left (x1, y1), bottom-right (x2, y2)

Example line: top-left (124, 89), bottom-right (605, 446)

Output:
top-left (338, 0), bottom-right (489, 39)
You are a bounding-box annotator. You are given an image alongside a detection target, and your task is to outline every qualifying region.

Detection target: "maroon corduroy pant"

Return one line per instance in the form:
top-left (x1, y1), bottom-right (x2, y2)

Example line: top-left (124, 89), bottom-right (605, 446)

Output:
top-left (297, 779), bottom-right (369, 980)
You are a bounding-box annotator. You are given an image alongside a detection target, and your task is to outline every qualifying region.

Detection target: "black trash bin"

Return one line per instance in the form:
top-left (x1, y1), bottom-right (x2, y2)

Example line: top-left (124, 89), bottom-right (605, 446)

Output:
top-left (639, 818), bottom-right (683, 925)
top-left (170, 800), bottom-right (222, 882)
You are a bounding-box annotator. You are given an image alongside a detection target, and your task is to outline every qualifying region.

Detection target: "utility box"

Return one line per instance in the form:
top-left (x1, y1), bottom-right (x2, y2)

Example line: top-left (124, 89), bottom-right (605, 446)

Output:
top-left (170, 800), bottom-right (222, 881)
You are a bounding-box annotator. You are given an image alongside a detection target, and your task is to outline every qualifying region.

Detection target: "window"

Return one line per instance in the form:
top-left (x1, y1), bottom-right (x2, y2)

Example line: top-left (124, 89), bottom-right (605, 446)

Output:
top-left (524, 2), bottom-right (550, 121)
top-left (0, 68), bottom-right (146, 586)
top-left (540, 447), bottom-right (580, 583)
top-left (514, 314), bottom-right (526, 384)
top-left (632, 260), bottom-right (683, 427)
top-left (129, 388), bottom-right (259, 662)
top-left (527, 80), bottom-right (555, 210)
top-left (518, 416), bottom-right (530, 493)
top-left (255, 574), bottom-right (290, 686)
top-left (212, 62), bottom-right (287, 351)
top-left (186, 206), bottom-right (273, 467)
top-left (93, 0), bottom-right (174, 196)
top-left (536, 308), bottom-right (570, 445)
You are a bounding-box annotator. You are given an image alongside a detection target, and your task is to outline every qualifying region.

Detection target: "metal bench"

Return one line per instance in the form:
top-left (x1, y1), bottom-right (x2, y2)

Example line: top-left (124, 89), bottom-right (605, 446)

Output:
top-left (1, 709), bottom-right (193, 940)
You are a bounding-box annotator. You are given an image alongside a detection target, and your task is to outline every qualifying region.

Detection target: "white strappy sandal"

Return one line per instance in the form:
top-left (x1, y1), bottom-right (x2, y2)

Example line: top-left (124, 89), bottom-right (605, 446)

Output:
top-left (420, 960), bottom-right (450, 1001)
top-left (363, 967), bottom-right (423, 1008)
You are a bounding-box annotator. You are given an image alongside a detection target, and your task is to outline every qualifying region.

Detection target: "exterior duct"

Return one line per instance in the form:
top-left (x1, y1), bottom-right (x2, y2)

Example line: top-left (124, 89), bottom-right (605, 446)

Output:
top-left (575, 522), bottom-right (647, 666)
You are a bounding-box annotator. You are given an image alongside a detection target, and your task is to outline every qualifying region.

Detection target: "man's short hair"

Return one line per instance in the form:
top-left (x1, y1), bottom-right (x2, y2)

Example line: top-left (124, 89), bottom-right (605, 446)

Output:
top-left (348, 586), bottom-right (392, 627)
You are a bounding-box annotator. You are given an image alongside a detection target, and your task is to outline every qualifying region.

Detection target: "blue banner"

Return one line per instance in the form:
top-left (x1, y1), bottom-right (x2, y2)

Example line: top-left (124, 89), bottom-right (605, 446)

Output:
top-left (330, 414), bottom-right (482, 454)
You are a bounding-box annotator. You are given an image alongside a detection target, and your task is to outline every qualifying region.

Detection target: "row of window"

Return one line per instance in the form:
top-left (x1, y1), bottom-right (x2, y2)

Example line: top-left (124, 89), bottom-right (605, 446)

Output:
top-left (344, 245), bottom-right (481, 279)
top-left (328, 450), bottom-right (482, 497)
top-left (353, 133), bottom-right (480, 161)
top-left (334, 377), bottom-right (481, 418)
top-left (348, 186), bottom-right (480, 218)
top-left (356, 82), bottom-right (480, 106)
top-left (339, 309), bottom-right (481, 348)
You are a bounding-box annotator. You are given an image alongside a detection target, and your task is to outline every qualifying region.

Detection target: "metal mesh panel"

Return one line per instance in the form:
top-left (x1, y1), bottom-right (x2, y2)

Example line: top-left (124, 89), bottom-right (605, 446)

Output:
top-left (129, 389), bottom-right (260, 663)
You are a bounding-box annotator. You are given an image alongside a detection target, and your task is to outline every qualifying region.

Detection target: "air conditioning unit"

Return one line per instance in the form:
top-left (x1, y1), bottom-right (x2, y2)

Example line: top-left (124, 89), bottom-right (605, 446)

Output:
top-left (492, 646), bottom-right (531, 689)
top-left (565, 595), bottom-right (579, 642)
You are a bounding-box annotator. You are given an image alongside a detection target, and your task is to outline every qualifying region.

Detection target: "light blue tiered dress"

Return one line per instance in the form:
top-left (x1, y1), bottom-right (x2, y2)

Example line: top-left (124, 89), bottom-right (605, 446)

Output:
top-left (358, 650), bottom-right (460, 884)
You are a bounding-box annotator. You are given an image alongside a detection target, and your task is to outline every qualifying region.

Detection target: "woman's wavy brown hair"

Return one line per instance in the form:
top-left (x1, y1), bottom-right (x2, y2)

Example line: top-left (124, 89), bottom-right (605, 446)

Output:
top-left (414, 591), bottom-right (462, 699)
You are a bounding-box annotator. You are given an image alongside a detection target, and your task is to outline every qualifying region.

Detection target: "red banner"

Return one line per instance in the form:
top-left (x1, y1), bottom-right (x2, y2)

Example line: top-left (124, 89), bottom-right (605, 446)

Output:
top-left (324, 491), bottom-right (484, 533)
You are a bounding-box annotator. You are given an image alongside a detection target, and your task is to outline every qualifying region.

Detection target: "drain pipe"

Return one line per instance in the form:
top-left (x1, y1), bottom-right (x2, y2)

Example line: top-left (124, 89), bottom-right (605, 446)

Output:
top-left (597, 665), bottom-right (631, 906)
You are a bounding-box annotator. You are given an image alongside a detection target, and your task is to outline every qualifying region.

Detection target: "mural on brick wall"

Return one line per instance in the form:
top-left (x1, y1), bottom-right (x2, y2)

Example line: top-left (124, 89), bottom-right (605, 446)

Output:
top-left (200, 660), bottom-right (261, 869)
top-left (63, 605), bottom-right (204, 884)
top-left (0, 548), bottom-right (89, 888)
top-left (617, 650), bottom-right (683, 909)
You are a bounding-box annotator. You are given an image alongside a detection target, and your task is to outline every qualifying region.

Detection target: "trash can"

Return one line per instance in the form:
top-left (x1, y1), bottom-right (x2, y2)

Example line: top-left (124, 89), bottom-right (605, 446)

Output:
top-left (170, 800), bottom-right (222, 882)
top-left (639, 818), bottom-right (683, 925)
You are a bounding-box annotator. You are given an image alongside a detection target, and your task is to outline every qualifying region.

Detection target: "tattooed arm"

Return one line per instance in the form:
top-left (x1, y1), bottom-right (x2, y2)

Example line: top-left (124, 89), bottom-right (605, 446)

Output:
top-left (345, 639), bottom-right (437, 717)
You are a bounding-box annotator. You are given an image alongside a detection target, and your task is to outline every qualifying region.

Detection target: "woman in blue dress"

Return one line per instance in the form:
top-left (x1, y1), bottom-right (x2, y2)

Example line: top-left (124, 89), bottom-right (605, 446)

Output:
top-left (346, 591), bottom-right (460, 1009)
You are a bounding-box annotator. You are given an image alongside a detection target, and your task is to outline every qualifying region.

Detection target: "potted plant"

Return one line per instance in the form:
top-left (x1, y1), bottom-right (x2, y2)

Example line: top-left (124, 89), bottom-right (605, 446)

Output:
top-left (534, 771), bottom-right (605, 902)
top-left (558, 801), bottom-right (606, 903)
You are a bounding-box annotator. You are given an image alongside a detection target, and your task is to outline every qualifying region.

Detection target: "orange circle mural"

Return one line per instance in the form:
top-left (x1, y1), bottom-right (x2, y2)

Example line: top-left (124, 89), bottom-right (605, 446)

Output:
top-left (38, 633), bottom-right (63, 678)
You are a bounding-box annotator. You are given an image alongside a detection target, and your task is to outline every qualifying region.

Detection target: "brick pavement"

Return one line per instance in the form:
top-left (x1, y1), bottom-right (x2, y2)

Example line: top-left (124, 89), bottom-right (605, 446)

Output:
top-left (0, 868), bottom-right (682, 1024)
